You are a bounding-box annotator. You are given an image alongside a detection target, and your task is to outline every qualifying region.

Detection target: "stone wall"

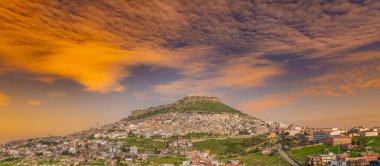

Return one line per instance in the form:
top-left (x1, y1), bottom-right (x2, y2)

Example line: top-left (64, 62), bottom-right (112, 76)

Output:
top-left (175, 96), bottom-right (220, 104)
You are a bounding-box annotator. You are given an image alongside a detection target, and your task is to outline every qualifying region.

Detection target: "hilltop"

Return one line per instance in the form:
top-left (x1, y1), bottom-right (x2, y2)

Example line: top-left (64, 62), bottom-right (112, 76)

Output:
top-left (89, 96), bottom-right (270, 138)
top-left (128, 96), bottom-right (245, 120)
top-left (64, 96), bottom-right (268, 140)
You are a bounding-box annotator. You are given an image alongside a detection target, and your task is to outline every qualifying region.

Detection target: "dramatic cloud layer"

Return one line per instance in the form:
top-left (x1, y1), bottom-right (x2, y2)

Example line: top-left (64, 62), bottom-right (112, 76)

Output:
top-left (2, 0), bottom-right (379, 94)
top-left (154, 54), bottom-right (283, 96)
top-left (0, 1), bottom-right (181, 93)
top-left (0, 0), bottom-right (380, 141)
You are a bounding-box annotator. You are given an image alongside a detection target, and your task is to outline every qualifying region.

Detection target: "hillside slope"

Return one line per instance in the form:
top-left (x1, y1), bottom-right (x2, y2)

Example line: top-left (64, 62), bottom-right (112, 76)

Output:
top-left (69, 96), bottom-right (269, 139)
top-left (128, 96), bottom-right (245, 120)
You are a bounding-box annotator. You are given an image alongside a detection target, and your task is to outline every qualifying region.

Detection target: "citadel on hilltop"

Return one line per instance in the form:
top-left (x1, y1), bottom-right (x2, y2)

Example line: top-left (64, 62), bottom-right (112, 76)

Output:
top-left (131, 96), bottom-right (221, 117)
top-left (175, 96), bottom-right (220, 104)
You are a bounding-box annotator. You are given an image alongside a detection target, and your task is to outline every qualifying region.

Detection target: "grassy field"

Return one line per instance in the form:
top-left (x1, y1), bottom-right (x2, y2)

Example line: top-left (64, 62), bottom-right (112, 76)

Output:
top-left (0, 158), bottom-right (21, 166)
top-left (124, 138), bottom-right (166, 150)
top-left (221, 152), bottom-right (292, 166)
top-left (352, 136), bottom-right (380, 154)
top-left (193, 136), bottom-right (267, 156)
top-left (141, 156), bottom-right (186, 165)
top-left (108, 137), bottom-right (167, 151)
top-left (83, 160), bottom-right (106, 166)
top-left (290, 144), bottom-right (340, 163)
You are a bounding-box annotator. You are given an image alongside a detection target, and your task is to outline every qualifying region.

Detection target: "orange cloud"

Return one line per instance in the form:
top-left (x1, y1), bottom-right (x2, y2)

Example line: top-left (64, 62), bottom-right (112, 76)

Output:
top-left (0, 1), bottom-right (179, 93)
top-left (212, 61), bottom-right (282, 89)
top-left (0, 93), bottom-right (10, 106)
top-left (301, 61), bottom-right (380, 97)
top-left (0, 33), bottom-right (179, 93)
top-left (27, 100), bottom-right (42, 106)
top-left (154, 54), bottom-right (283, 95)
top-left (237, 97), bottom-right (292, 112)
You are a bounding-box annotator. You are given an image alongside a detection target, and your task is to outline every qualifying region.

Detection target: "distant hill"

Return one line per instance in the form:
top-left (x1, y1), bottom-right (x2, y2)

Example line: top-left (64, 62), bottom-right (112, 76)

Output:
top-left (5, 96), bottom-right (271, 144)
top-left (128, 96), bottom-right (245, 120)
top-left (103, 96), bottom-right (270, 138)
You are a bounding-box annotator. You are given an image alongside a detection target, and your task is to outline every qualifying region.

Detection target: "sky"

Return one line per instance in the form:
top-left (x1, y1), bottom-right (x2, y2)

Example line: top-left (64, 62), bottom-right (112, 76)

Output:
top-left (0, 0), bottom-right (380, 143)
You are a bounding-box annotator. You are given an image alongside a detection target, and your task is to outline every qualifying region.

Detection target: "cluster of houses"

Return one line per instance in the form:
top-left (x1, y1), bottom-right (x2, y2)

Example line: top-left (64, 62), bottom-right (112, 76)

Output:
top-left (306, 151), bottom-right (379, 166)
top-left (265, 123), bottom-right (380, 166)
top-left (2, 108), bottom-right (378, 166)
top-left (0, 105), bottom-right (275, 165)
top-left (118, 112), bottom-right (268, 138)
top-left (300, 127), bottom-right (379, 166)
top-left (349, 126), bottom-right (380, 137)
top-left (168, 139), bottom-right (193, 149)
top-left (276, 125), bottom-right (379, 146)
top-left (0, 135), bottom-right (246, 166)
top-left (0, 137), bottom-right (142, 165)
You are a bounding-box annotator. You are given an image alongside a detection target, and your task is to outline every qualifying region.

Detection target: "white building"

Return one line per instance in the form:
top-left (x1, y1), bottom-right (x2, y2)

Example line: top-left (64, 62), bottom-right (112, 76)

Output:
top-left (329, 130), bottom-right (345, 136)
top-left (360, 131), bottom-right (379, 137)
top-left (130, 145), bottom-right (138, 155)
top-left (284, 130), bottom-right (301, 136)
top-left (9, 150), bottom-right (20, 157)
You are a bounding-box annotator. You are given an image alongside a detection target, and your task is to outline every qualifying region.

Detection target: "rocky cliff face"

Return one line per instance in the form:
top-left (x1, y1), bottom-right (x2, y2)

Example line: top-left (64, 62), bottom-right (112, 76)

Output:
top-left (131, 96), bottom-right (221, 117)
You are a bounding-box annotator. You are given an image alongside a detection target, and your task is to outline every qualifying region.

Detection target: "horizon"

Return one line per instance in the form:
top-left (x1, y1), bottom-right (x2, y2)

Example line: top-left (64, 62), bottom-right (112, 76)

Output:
top-left (1, 0), bottom-right (380, 144)
top-left (0, 95), bottom-right (377, 144)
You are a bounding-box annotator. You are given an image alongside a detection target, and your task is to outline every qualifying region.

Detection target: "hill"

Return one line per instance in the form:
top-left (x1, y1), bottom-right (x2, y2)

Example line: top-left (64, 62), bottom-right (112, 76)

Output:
top-left (0, 96), bottom-right (275, 166)
top-left (65, 96), bottom-right (269, 140)
top-left (128, 96), bottom-right (245, 120)
top-left (86, 96), bottom-right (271, 139)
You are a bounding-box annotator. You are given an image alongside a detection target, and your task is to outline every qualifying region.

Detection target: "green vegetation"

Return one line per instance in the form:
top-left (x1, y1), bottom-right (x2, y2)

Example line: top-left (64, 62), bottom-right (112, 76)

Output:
top-left (134, 135), bottom-right (285, 166)
top-left (290, 137), bottom-right (380, 164)
top-left (116, 137), bottom-right (166, 150)
top-left (193, 135), bottom-right (268, 159)
top-left (221, 152), bottom-right (292, 166)
top-left (77, 160), bottom-right (106, 166)
top-left (280, 136), bottom-right (308, 150)
top-left (128, 101), bottom-right (245, 120)
top-left (87, 134), bottom-right (95, 140)
top-left (352, 136), bottom-right (380, 154)
top-left (290, 144), bottom-right (340, 163)
top-left (0, 158), bottom-right (21, 166)
top-left (141, 156), bottom-right (186, 165)
top-left (87, 160), bottom-right (105, 166)
top-left (184, 132), bottom-right (220, 138)
top-left (37, 159), bottom-right (59, 165)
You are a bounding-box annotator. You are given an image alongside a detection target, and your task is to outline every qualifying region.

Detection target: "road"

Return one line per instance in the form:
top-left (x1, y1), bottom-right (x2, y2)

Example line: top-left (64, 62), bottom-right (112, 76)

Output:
top-left (277, 145), bottom-right (300, 166)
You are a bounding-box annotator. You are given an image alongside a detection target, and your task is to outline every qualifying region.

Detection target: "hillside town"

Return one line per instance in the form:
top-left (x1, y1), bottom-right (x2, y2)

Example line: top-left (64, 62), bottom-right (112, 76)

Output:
top-left (1, 122), bottom-right (379, 165)
top-left (0, 135), bottom-right (228, 165)
top-left (275, 125), bottom-right (380, 166)
top-left (0, 118), bottom-right (272, 165)
top-left (108, 112), bottom-right (268, 139)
